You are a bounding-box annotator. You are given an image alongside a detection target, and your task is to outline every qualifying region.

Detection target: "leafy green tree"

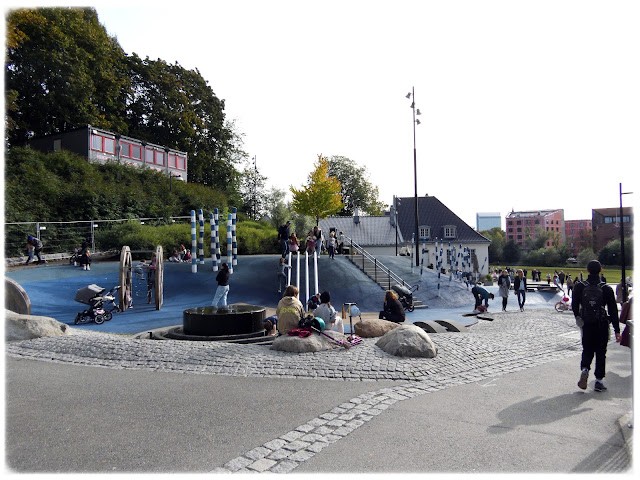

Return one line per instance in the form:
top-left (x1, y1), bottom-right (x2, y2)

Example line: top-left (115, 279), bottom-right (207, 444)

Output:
top-left (481, 227), bottom-right (505, 264)
top-left (6, 8), bottom-right (130, 146)
top-left (577, 248), bottom-right (597, 266)
top-left (237, 161), bottom-right (268, 220)
top-left (598, 239), bottom-right (633, 266)
top-left (125, 54), bottom-right (242, 193)
top-left (502, 239), bottom-right (521, 264)
top-left (524, 226), bottom-right (551, 250)
top-left (327, 156), bottom-right (386, 215)
top-left (291, 155), bottom-right (343, 225)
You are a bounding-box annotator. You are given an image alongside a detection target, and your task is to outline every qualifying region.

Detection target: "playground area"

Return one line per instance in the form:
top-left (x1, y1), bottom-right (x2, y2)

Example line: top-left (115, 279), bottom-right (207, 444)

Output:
top-left (5, 252), bottom-right (568, 335)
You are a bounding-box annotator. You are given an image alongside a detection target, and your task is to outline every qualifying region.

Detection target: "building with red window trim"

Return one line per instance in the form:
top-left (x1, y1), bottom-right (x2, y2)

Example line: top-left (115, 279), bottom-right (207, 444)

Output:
top-left (505, 209), bottom-right (565, 247)
top-left (564, 219), bottom-right (593, 255)
top-left (592, 207), bottom-right (633, 251)
top-left (28, 125), bottom-right (187, 181)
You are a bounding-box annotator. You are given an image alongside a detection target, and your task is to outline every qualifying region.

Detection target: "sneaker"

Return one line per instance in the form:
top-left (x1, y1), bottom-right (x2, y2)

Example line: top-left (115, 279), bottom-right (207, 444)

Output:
top-left (578, 369), bottom-right (588, 390)
top-left (594, 381), bottom-right (607, 392)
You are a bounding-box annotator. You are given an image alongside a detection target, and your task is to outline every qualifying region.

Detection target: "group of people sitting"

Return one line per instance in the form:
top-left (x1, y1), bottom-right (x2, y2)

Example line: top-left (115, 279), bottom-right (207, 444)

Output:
top-left (274, 286), bottom-right (406, 336)
top-left (168, 244), bottom-right (192, 263)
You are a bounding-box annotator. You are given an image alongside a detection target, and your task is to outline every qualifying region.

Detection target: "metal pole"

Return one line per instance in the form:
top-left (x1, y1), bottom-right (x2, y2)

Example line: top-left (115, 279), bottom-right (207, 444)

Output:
top-left (412, 87), bottom-right (420, 267)
top-left (619, 183), bottom-right (627, 303)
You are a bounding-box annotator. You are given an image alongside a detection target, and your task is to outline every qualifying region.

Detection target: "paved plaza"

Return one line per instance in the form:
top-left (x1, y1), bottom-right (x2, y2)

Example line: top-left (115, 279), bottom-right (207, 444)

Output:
top-left (5, 308), bottom-right (634, 474)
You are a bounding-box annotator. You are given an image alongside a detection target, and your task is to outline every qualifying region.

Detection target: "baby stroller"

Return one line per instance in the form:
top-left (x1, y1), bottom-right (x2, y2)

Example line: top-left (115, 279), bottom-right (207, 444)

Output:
top-left (392, 283), bottom-right (419, 312)
top-left (74, 284), bottom-right (121, 325)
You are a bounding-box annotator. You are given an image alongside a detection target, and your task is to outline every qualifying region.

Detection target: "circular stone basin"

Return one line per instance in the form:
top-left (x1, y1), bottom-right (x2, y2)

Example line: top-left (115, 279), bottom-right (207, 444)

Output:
top-left (183, 304), bottom-right (266, 337)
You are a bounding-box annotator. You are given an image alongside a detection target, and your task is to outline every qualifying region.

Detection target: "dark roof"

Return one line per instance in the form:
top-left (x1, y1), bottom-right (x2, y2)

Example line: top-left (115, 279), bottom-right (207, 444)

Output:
top-left (396, 195), bottom-right (490, 244)
top-left (318, 216), bottom-right (402, 246)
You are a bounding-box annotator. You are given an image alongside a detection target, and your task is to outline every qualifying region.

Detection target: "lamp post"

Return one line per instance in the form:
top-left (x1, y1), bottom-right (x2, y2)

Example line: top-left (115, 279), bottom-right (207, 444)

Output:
top-left (406, 88), bottom-right (421, 266)
top-left (619, 183), bottom-right (633, 303)
top-left (252, 156), bottom-right (258, 220)
top-left (394, 196), bottom-right (401, 256)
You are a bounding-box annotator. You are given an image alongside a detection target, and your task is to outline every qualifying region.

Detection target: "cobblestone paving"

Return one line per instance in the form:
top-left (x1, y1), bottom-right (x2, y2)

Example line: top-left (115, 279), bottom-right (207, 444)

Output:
top-left (6, 309), bottom-right (585, 473)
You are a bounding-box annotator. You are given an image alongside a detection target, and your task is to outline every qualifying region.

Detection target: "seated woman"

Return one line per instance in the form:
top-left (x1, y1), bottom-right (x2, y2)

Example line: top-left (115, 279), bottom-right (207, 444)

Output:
top-left (169, 250), bottom-right (181, 262)
top-left (276, 285), bottom-right (304, 334)
top-left (80, 248), bottom-right (92, 271)
top-left (313, 291), bottom-right (344, 333)
top-left (379, 290), bottom-right (405, 323)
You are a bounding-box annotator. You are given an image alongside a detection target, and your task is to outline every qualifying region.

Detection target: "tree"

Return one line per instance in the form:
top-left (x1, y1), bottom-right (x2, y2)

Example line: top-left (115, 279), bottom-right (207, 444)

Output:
top-left (502, 239), bottom-right (521, 264)
top-left (237, 161), bottom-right (268, 220)
top-left (290, 155), bottom-right (343, 225)
top-left (6, 8), bottom-right (130, 146)
top-left (598, 239), bottom-right (633, 267)
top-left (480, 227), bottom-right (505, 264)
top-left (327, 156), bottom-right (386, 215)
top-left (125, 54), bottom-right (242, 193)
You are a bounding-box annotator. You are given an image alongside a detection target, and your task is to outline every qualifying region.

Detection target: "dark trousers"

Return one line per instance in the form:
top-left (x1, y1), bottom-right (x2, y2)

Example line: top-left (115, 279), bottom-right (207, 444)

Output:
top-left (581, 322), bottom-right (610, 379)
top-left (517, 290), bottom-right (526, 308)
top-left (472, 287), bottom-right (483, 308)
top-left (281, 239), bottom-right (289, 258)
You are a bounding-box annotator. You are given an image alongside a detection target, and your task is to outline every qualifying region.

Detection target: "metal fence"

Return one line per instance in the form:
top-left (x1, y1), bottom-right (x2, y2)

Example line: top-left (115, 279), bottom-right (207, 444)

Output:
top-left (4, 216), bottom-right (191, 260)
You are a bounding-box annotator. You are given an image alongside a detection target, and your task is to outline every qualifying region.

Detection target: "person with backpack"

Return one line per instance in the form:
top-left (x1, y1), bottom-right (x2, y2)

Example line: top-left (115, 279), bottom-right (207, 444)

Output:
top-left (277, 221), bottom-right (291, 258)
top-left (572, 260), bottom-right (621, 392)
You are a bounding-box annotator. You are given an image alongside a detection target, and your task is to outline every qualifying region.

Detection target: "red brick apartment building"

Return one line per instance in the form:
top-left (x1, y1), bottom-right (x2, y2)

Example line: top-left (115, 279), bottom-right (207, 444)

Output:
top-left (564, 219), bottom-right (593, 255)
top-left (506, 209), bottom-right (565, 247)
top-left (592, 207), bottom-right (633, 251)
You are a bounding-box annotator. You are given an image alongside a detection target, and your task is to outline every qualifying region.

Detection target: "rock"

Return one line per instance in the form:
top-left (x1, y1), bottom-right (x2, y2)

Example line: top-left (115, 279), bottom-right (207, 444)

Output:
top-left (5, 277), bottom-right (31, 315)
top-left (270, 330), bottom-right (347, 352)
top-left (376, 324), bottom-right (438, 358)
top-left (354, 318), bottom-right (400, 338)
top-left (5, 310), bottom-right (69, 342)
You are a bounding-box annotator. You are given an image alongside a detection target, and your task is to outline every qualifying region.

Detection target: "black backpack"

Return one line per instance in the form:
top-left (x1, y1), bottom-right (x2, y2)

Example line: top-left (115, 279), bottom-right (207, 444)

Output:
top-left (580, 281), bottom-right (606, 325)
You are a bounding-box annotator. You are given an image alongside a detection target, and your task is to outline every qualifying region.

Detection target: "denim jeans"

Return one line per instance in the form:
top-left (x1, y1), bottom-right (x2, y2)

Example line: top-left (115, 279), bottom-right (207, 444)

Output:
top-left (212, 285), bottom-right (229, 306)
top-left (517, 290), bottom-right (526, 309)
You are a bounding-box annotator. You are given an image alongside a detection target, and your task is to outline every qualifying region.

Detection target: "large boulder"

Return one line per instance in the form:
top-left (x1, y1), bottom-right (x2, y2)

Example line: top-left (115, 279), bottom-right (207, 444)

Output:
top-left (376, 324), bottom-right (438, 358)
top-left (5, 310), bottom-right (69, 341)
top-left (270, 330), bottom-right (347, 352)
top-left (354, 318), bottom-right (400, 338)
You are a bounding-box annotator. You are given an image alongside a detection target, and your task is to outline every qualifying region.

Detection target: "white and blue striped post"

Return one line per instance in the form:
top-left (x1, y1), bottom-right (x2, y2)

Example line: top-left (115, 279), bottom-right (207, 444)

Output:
top-left (420, 237), bottom-right (426, 276)
top-left (190, 210), bottom-right (197, 273)
top-left (305, 251), bottom-right (310, 308)
top-left (198, 209), bottom-right (205, 264)
top-left (226, 213), bottom-right (233, 274)
top-left (313, 249), bottom-right (319, 295)
top-left (214, 209), bottom-right (221, 271)
top-left (296, 251), bottom-right (300, 289)
top-left (210, 212), bottom-right (217, 272)
top-left (231, 207), bottom-right (237, 267)
top-left (448, 242), bottom-right (453, 283)
top-left (287, 252), bottom-right (292, 285)
top-left (411, 233), bottom-right (415, 272)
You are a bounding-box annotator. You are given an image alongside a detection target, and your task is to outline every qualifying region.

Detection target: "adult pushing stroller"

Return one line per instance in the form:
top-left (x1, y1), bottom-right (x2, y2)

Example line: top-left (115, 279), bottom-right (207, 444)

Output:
top-left (74, 284), bottom-right (121, 325)
top-left (392, 283), bottom-right (419, 312)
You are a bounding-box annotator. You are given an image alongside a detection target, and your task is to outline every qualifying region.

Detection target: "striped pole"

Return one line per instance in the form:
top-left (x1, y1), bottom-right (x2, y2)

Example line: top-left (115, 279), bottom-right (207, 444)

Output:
top-left (214, 209), bottom-right (221, 271)
top-left (198, 209), bottom-right (204, 264)
top-left (420, 237), bottom-right (425, 275)
top-left (190, 210), bottom-right (197, 273)
top-left (313, 249), bottom-right (319, 295)
top-left (287, 252), bottom-right (292, 285)
top-left (231, 207), bottom-right (237, 267)
top-left (296, 251), bottom-right (300, 289)
top-left (305, 250), bottom-right (309, 308)
top-left (227, 213), bottom-right (233, 274)
top-left (210, 212), bottom-right (217, 271)
top-left (448, 242), bottom-right (453, 283)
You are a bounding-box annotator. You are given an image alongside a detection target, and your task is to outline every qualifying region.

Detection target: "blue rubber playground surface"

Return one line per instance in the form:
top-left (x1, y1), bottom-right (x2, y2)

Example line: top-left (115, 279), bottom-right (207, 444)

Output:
top-left (6, 254), bottom-right (565, 335)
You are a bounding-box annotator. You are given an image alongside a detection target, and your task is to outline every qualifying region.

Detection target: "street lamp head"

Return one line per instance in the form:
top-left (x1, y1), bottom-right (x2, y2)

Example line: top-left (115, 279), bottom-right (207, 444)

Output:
top-left (416, 119), bottom-right (421, 125)
top-left (406, 92), bottom-right (412, 99)
top-left (416, 109), bottom-right (421, 115)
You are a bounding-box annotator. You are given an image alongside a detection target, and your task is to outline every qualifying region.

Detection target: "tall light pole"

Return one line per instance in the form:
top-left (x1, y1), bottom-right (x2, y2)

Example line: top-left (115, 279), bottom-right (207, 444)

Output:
top-left (406, 88), bottom-right (421, 266)
top-left (619, 183), bottom-right (633, 303)
top-left (252, 156), bottom-right (258, 220)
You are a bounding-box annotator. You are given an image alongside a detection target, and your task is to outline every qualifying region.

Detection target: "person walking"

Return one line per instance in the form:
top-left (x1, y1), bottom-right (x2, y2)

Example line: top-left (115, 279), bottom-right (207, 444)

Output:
top-left (276, 285), bottom-right (305, 334)
top-left (513, 268), bottom-right (527, 311)
top-left (211, 262), bottom-right (231, 306)
top-left (25, 235), bottom-right (44, 264)
top-left (327, 232), bottom-right (336, 259)
top-left (572, 260), bottom-right (621, 392)
top-left (278, 221), bottom-right (291, 258)
top-left (337, 231), bottom-right (345, 254)
top-left (566, 275), bottom-right (574, 297)
top-left (497, 269), bottom-right (511, 311)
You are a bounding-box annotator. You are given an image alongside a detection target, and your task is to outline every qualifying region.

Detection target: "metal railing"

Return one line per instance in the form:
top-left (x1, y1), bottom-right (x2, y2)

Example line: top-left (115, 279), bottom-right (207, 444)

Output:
top-left (345, 236), bottom-right (412, 291)
top-left (4, 216), bottom-right (191, 260)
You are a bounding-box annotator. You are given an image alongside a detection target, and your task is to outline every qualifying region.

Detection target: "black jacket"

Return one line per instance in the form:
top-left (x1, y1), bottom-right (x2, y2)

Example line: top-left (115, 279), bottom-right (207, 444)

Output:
top-left (216, 269), bottom-right (230, 286)
top-left (513, 276), bottom-right (527, 292)
top-left (383, 298), bottom-right (405, 323)
top-left (572, 275), bottom-right (620, 333)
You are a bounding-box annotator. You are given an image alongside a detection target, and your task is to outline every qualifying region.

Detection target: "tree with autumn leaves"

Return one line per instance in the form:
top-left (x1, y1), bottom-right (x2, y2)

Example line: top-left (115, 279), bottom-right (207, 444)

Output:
top-left (290, 155), bottom-right (343, 226)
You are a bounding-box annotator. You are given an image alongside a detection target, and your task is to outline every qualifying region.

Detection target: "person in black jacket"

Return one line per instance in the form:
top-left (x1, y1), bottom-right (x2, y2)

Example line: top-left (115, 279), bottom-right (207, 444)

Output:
top-left (572, 260), bottom-right (621, 392)
top-left (379, 290), bottom-right (405, 323)
top-left (211, 263), bottom-right (231, 306)
top-left (513, 269), bottom-right (527, 311)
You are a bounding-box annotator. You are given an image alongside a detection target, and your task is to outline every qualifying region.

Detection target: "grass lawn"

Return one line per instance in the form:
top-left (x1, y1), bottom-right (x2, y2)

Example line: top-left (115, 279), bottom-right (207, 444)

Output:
top-left (490, 265), bottom-right (633, 283)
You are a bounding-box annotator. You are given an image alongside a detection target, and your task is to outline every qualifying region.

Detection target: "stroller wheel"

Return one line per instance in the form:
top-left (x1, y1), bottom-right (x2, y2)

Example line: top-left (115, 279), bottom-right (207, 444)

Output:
top-left (104, 312), bottom-right (113, 321)
top-left (407, 305), bottom-right (415, 312)
top-left (94, 314), bottom-right (105, 325)
top-left (74, 313), bottom-right (82, 325)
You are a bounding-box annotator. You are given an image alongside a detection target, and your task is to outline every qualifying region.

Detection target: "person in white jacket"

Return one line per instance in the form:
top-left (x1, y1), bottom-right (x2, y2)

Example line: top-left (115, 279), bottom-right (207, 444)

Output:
top-left (312, 291), bottom-right (344, 333)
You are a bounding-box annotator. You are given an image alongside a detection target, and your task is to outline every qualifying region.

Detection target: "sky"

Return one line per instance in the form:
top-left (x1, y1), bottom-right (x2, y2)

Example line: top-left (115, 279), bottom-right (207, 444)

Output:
top-left (10, 0), bottom-right (639, 229)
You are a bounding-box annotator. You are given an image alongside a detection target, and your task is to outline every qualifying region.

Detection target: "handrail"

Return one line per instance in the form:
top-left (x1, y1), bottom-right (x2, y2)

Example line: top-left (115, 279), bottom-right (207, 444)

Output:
top-left (345, 235), bottom-right (411, 290)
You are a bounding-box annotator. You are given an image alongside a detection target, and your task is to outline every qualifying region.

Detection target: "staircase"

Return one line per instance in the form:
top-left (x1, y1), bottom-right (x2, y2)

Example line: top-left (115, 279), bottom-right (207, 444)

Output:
top-left (345, 239), bottom-right (426, 309)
